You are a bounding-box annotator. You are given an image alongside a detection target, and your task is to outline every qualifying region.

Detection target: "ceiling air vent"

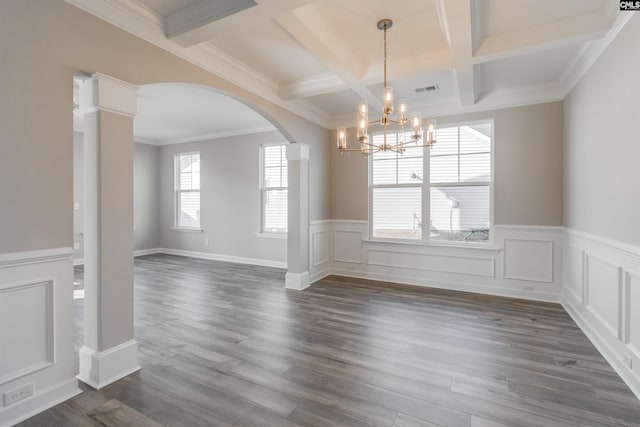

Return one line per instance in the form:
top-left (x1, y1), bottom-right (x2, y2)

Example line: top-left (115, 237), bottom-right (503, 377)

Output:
top-left (414, 84), bottom-right (439, 93)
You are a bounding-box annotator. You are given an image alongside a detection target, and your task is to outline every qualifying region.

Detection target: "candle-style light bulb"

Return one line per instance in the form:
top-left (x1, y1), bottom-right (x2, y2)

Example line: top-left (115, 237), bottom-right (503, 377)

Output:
top-left (411, 112), bottom-right (422, 142)
top-left (358, 100), bottom-right (368, 117)
top-left (425, 119), bottom-right (437, 145)
top-left (337, 127), bottom-right (347, 150)
top-left (398, 99), bottom-right (407, 124)
top-left (383, 87), bottom-right (394, 114)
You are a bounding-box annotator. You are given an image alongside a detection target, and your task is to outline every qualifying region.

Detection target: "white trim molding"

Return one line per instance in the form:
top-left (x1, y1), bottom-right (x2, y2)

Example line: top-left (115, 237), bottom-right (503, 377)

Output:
top-left (158, 248), bottom-right (286, 269)
top-left (285, 271), bottom-right (310, 291)
top-left (79, 73), bottom-right (138, 118)
top-left (323, 220), bottom-right (564, 303)
top-left (0, 248), bottom-right (80, 427)
top-left (563, 228), bottom-right (640, 401)
top-left (77, 340), bottom-right (140, 389)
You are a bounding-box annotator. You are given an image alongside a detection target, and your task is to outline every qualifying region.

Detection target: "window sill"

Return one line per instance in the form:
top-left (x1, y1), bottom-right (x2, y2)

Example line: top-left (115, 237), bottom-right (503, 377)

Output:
top-left (171, 227), bottom-right (204, 232)
top-left (363, 238), bottom-right (502, 252)
top-left (256, 232), bottom-right (287, 240)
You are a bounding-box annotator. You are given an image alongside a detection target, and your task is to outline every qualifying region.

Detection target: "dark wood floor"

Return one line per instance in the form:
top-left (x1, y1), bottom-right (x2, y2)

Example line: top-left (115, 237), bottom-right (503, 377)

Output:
top-left (18, 254), bottom-right (640, 427)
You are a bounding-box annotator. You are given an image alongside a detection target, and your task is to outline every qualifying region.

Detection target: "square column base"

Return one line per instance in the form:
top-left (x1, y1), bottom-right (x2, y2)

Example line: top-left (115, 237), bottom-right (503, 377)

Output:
top-left (77, 340), bottom-right (140, 389)
top-left (285, 271), bottom-right (310, 290)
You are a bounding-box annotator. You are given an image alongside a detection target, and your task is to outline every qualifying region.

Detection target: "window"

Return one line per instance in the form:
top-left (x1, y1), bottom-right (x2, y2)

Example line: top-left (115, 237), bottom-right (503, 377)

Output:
top-left (370, 121), bottom-right (492, 243)
top-left (261, 144), bottom-right (287, 233)
top-left (175, 152), bottom-right (200, 229)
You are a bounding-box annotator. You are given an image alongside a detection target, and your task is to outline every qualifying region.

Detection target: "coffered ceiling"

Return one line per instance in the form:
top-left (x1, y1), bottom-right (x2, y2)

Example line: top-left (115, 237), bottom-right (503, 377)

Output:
top-left (66, 0), bottom-right (628, 129)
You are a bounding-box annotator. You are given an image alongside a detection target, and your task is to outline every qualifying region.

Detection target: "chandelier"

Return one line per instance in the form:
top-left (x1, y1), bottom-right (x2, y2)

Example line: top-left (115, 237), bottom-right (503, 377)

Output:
top-left (337, 19), bottom-right (436, 155)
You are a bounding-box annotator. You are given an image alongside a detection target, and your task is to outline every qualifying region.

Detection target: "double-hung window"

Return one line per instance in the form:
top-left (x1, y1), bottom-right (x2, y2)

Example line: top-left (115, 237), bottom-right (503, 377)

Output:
top-left (175, 152), bottom-right (201, 229)
top-left (370, 120), bottom-right (492, 243)
top-left (261, 144), bottom-right (287, 233)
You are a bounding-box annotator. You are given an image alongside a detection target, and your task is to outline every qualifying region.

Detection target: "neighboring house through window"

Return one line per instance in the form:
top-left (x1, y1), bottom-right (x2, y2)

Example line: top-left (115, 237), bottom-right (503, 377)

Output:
top-left (261, 144), bottom-right (287, 233)
top-left (175, 152), bottom-right (201, 229)
top-left (370, 120), bottom-right (493, 243)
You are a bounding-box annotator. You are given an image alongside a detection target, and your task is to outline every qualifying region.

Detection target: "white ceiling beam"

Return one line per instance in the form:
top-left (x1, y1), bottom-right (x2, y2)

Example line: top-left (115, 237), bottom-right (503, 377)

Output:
top-left (473, 10), bottom-right (611, 64)
top-left (165, 0), bottom-right (315, 47)
top-left (165, 0), bottom-right (258, 46)
top-left (278, 73), bottom-right (348, 100)
top-left (435, 0), bottom-right (477, 106)
top-left (275, 5), bottom-right (380, 111)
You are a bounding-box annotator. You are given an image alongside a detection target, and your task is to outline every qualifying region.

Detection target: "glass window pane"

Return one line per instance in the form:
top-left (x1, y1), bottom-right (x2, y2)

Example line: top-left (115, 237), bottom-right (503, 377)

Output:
top-left (178, 191), bottom-right (200, 228)
top-left (372, 158), bottom-right (397, 184)
top-left (264, 189), bottom-right (287, 232)
top-left (431, 127), bottom-right (458, 156)
top-left (460, 153), bottom-right (491, 182)
top-left (397, 156), bottom-right (423, 184)
top-left (430, 185), bottom-right (490, 242)
top-left (372, 187), bottom-right (422, 240)
top-left (264, 166), bottom-right (282, 188)
top-left (430, 155), bottom-right (458, 183)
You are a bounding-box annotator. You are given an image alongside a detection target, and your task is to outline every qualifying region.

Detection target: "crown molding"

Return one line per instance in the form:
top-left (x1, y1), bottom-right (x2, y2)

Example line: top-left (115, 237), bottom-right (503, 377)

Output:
top-left (558, 10), bottom-right (634, 98)
top-left (134, 125), bottom-right (277, 146)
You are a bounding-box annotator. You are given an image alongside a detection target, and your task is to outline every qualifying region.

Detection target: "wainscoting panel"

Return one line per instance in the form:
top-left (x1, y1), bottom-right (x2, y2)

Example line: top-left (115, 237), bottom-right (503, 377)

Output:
top-left (367, 248), bottom-right (495, 277)
top-left (585, 253), bottom-right (622, 338)
top-left (626, 273), bottom-right (640, 360)
top-left (563, 229), bottom-right (640, 401)
top-left (0, 281), bottom-right (53, 385)
top-left (334, 229), bottom-right (364, 264)
top-left (309, 221), bottom-right (330, 283)
top-left (564, 245), bottom-right (584, 304)
top-left (327, 221), bottom-right (563, 302)
top-left (503, 239), bottom-right (553, 282)
top-left (0, 248), bottom-right (80, 427)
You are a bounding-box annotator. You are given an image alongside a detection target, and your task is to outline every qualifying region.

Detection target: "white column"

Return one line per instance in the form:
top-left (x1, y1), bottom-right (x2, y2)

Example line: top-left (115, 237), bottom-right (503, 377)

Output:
top-left (77, 73), bottom-right (140, 389)
top-left (286, 143), bottom-right (311, 290)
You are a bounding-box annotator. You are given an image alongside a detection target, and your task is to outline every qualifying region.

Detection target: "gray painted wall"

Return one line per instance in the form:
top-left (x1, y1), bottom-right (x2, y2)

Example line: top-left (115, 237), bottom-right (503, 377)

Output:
top-left (0, 1), bottom-right (330, 255)
top-left (73, 140), bottom-right (161, 259)
top-left (330, 102), bottom-right (564, 226)
top-left (134, 143), bottom-right (161, 251)
top-left (158, 131), bottom-right (293, 263)
top-left (564, 14), bottom-right (640, 246)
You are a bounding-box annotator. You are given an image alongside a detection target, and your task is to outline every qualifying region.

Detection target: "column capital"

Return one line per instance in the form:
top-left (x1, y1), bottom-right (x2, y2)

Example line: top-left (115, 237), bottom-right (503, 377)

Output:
top-left (286, 143), bottom-right (310, 161)
top-left (79, 73), bottom-right (138, 117)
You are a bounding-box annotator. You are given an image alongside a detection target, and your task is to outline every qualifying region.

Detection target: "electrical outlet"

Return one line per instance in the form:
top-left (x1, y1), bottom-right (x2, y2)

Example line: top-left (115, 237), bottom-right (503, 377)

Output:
top-left (4, 382), bottom-right (34, 406)
top-left (524, 286), bottom-right (535, 292)
top-left (74, 242), bottom-right (80, 250)
top-left (204, 238), bottom-right (209, 246)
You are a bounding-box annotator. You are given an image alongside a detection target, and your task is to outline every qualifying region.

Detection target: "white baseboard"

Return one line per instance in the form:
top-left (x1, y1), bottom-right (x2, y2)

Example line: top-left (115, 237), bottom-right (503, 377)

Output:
top-left (134, 248), bottom-right (161, 257)
top-left (157, 248), bottom-right (286, 269)
top-left (0, 377), bottom-right (80, 427)
top-left (309, 269), bottom-right (331, 285)
top-left (77, 340), bottom-right (140, 390)
top-left (285, 271), bottom-right (310, 290)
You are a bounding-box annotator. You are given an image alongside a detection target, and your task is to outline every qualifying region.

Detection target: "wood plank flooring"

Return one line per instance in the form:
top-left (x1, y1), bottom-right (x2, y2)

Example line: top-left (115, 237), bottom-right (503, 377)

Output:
top-left (17, 254), bottom-right (640, 427)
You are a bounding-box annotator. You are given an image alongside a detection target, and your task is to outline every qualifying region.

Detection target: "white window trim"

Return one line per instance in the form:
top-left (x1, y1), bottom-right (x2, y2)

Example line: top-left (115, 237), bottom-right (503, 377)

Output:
top-left (174, 151), bottom-right (202, 231)
top-left (368, 119), bottom-right (495, 247)
top-left (259, 143), bottom-right (288, 235)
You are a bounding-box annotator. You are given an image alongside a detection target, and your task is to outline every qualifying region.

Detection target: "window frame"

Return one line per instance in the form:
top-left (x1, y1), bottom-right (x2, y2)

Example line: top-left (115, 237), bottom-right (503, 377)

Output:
top-left (174, 151), bottom-right (202, 231)
top-left (368, 119), bottom-right (495, 247)
top-left (259, 143), bottom-right (288, 235)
